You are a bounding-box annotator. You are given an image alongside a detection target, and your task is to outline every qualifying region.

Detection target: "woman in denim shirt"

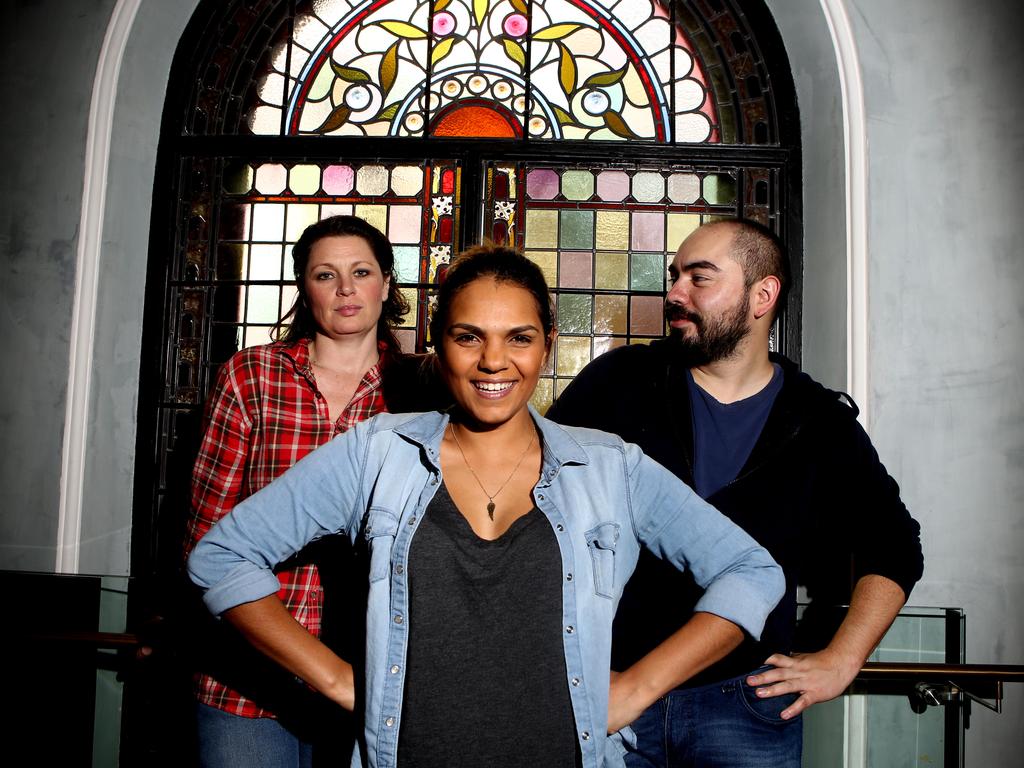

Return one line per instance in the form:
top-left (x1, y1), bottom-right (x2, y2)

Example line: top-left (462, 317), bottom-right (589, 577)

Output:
top-left (188, 245), bottom-right (784, 768)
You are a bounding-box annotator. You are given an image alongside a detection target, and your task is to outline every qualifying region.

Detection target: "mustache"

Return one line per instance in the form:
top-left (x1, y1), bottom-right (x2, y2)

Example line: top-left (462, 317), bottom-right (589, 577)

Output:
top-left (664, 302), bottom-right (701, 326)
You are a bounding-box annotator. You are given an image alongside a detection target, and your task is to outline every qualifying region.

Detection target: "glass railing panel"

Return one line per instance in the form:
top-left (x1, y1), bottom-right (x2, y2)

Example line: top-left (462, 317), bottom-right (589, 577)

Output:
top-left (801, 605), bottom-right (965, 768)
top-left (95, 575), bottom-right (130, 768)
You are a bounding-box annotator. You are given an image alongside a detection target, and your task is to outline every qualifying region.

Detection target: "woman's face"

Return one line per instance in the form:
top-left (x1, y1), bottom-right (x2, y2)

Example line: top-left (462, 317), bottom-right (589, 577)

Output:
top-left (440, 277), bottom-right (551, 430)
top-left (304, 235), bottom-right (389, 341)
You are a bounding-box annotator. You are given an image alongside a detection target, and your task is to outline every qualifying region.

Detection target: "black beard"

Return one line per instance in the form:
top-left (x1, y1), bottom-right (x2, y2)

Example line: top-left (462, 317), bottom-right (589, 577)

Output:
top-left (665, 295), bottom-right (751, 365)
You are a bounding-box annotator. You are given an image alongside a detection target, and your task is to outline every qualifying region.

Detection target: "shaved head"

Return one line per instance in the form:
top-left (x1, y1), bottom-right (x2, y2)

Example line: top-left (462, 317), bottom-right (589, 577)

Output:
top-left (701, 219), bottom-right (789, 315)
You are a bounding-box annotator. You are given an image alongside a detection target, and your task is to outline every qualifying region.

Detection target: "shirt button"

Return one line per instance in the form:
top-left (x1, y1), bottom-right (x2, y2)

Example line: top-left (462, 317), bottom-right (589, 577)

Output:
top-left (429, 475), bottom-right (437, 485)
top-left (581, 731), bottom-right (591, 741)
top-left (390, 665), bottom-right (400, 674)
top-left (366, 525), bottom-right (373, 534)
top-left (556, 524), bottom-right (564, 532)
top-left (385, 717), bottom-right (395, 727)
top-left (396, 564), bottom-right (404, 575)
top-left (565, 625), bottom-right (574, 634)
top-left (408, 516), bottom-right (417, 526)
top-left (538, 493), bottom-right (545, 501)
top-left (394, 614), bottom-right (404, 624)
top-left (571, 677), bottom-right (581, 686)
top-left (566, 573), bottom-right (573, 581)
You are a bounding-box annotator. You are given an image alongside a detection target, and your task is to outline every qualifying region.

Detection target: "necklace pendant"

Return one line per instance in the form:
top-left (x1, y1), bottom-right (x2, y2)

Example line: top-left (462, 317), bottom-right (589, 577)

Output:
top-left (486, 501), bottom-right (496, 520)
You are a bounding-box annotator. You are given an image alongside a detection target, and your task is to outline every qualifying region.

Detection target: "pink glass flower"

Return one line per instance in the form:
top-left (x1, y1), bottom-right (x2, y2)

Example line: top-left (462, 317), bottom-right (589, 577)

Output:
top-left (433, 11), bottom-right (456, 36)
top-left (503, 13), bottom-right (528, 38)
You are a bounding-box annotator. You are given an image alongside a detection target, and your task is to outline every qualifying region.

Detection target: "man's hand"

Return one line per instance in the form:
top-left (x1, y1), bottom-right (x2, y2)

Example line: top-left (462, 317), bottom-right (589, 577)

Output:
top-left (745, 648), bottom-right (861, 719)
top-left (746, 575), bottom-right (908, 719)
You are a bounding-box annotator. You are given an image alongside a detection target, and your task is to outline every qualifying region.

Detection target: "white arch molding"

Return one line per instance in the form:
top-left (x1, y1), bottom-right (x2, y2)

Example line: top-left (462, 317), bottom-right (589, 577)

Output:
top-left (819, 0), bottom-right (870, 426)
top-left (56, 0), bottom-right (143, 573)
top-left (57, 0), bottom-right (871, 574)
top-left (817, 3), bottom-right (870, 764)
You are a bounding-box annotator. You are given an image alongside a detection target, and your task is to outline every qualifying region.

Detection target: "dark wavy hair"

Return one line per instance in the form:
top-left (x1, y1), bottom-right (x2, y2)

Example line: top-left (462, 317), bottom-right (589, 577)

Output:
top-left (272, 215), bottom-right (410, 349)
top-left (429, 243), bottom-right (555, 357)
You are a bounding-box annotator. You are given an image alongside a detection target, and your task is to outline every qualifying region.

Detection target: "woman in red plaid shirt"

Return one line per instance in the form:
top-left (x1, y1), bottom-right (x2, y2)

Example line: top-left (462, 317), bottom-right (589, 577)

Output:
top-left (184, 215), bottom-right (443, 768)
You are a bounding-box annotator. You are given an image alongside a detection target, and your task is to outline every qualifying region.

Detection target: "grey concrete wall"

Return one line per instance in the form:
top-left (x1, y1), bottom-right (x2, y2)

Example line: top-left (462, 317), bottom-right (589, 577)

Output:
top-left (0, 0), bottom-right (117, 570)
top-left (78, 0), bottom-right (201, 575)
top-left (848, 0), bottom-right (1024, 763)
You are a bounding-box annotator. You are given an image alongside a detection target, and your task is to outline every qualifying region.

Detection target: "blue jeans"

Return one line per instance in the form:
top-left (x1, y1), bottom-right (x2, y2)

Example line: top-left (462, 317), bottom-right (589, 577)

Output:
top-left (195, 703), bottom-right (314, 768)
top-left (623, 668), bottom-right (802, 768)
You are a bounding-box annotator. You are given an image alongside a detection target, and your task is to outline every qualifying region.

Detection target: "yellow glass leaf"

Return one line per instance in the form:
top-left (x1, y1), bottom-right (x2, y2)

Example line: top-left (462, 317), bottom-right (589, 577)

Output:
top-left (474, 0), bottom-right (489, 26)
top-left (378, 103), bottom-right (400, 121)
top-left (380, 42), bottom-right (399, 94)
top-left (558, 44), bottom-right (576, 96)
top-left (434, 0), bottom-right (453, 11)
top-left (379, 20), bottom-right (427, 39)
top-left (503, 38), bottom-right (526, 70)
top-left (509, 0), bottom-right (529, 14)
top-left (584, 64), bottom-right (628, 88)
top-left (317, 104), bottom-right (351, 133)
top-left (553, 106), bottom-right (575, 126)
top-left (533, 23), bottom-right (584, 41)
top-left (330, 61), bottom-right (370, 83)
top-left (432, 37), bottom-right (455, 67)
top-left (602, 110), bottom-right (639, 140)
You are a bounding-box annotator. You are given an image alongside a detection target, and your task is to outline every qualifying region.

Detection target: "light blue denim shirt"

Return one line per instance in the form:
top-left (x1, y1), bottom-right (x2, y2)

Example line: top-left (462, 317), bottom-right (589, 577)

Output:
top-left (188, 408), bottom-right (783, 768)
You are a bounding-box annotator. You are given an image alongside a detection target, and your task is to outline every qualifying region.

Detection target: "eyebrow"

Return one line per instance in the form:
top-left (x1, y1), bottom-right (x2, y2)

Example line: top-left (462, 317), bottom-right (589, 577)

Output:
top-left (680, 260), bottom-right (722, 273)
top-left (448, 322), bottom-right (541, 335)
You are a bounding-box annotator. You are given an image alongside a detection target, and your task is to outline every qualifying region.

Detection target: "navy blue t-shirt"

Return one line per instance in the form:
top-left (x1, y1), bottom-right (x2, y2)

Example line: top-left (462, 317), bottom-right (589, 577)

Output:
top-left (687, 364), bottom-right (783, 498)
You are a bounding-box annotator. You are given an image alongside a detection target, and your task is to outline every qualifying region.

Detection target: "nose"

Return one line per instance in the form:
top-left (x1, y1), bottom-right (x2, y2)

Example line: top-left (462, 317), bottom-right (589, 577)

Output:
top-left (477, 338), bottom-right (508, 373)
top-left (336, 276), bottom-right (355, 296)
top-left (666, 277), bottom-right (688, 306)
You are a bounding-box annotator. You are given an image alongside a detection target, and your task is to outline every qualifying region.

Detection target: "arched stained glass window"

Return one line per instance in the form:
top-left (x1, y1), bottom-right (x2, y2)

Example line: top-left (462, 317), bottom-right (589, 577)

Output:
top-left (134, 0), bottom-right (799, 575)
top-left (244, 0), bottom-right (720, 143)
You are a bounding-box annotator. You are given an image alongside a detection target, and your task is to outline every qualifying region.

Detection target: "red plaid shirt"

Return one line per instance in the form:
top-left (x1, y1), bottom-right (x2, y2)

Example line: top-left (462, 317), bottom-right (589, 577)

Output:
top-left (185, 338), bottom-right (387, 718)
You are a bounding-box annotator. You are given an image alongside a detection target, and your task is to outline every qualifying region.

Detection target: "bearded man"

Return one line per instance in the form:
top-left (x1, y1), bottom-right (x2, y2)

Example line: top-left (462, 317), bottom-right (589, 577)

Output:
top-left (547, 219), bottom-right (923, 768)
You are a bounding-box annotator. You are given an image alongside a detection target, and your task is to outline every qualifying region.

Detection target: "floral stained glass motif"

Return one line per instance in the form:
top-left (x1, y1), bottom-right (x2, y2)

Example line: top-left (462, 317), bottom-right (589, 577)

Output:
top-left (248, 0), bottom-right (719, 143)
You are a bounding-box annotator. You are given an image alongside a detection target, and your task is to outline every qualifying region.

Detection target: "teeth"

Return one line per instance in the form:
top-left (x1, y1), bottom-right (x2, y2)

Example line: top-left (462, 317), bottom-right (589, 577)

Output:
top-left (476, 381), bottom-right (513, 392)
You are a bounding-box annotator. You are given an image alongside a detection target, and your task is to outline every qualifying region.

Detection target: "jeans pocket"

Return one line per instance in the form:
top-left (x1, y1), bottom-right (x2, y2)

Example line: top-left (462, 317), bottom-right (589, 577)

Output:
top-left (364, 508), bottom-right (399, 582)
top-left (736, 681), bottom-right (801, 725)
top-left (584, 522), bottom-right (620, 599)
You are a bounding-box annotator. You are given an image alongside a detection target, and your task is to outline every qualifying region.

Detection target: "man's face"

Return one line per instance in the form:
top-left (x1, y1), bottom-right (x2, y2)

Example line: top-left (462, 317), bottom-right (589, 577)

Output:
top-left (664, 226), bottom-right (753, 364)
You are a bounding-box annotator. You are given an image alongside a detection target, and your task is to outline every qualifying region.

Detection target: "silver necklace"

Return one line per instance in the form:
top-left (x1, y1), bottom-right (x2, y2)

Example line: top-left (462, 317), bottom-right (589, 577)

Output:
top-left (448, 422), bottom-right (536, 521)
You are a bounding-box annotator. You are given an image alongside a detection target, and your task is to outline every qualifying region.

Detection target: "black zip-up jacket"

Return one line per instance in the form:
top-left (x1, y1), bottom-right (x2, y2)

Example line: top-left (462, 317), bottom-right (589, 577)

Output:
top-left (547, 340), bottom-right (923, 686)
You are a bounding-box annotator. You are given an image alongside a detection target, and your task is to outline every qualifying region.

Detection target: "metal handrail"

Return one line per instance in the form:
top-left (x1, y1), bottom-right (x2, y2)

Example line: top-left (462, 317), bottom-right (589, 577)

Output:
top-left (853, 662), bottom-right (1024, 714)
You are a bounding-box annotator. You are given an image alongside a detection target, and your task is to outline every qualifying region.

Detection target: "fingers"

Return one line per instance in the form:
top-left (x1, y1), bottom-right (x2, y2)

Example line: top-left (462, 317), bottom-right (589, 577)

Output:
top-left (745, 656), bottom-right (795, 687)
top-left (780, 693), bottom-right (813, 720)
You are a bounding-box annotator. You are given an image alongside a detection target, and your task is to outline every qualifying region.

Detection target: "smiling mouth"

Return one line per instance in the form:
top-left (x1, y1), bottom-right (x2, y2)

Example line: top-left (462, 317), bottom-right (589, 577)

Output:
top-left (473, 380), bottom-right (516, 396)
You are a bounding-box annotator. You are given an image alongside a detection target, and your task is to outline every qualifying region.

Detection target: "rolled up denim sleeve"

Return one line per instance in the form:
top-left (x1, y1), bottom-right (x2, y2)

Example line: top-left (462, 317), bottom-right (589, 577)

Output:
top-left (187, 421), bottom-right (371, 616)
top-left (626, 444), bottom-right (784, 640)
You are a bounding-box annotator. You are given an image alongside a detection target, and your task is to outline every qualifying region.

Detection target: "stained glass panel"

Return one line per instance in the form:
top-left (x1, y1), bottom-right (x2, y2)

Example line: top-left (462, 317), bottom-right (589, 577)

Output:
top-left (163, 157), bottom-right (471, 384)
top-left (232, 0), bottom-right (728, 144)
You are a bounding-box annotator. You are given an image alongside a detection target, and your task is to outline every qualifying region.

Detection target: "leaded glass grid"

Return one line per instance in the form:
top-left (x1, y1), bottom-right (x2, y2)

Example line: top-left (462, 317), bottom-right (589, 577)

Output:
top-left (164, 154), bottom-right (776, 415)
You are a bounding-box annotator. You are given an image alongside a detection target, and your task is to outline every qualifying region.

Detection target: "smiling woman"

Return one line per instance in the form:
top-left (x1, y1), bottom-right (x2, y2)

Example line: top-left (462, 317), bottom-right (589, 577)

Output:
top-left (187, 244), bottom-right (786, 768)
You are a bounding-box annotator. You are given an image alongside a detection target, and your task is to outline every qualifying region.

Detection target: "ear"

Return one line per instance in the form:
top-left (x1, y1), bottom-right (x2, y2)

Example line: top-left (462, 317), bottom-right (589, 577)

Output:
top-left (751, 275), bottom-right (781, 321)
top-left (381, 274), bottom-right (391, 301)
top-left (544, 328), bottom-right (559, 365)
